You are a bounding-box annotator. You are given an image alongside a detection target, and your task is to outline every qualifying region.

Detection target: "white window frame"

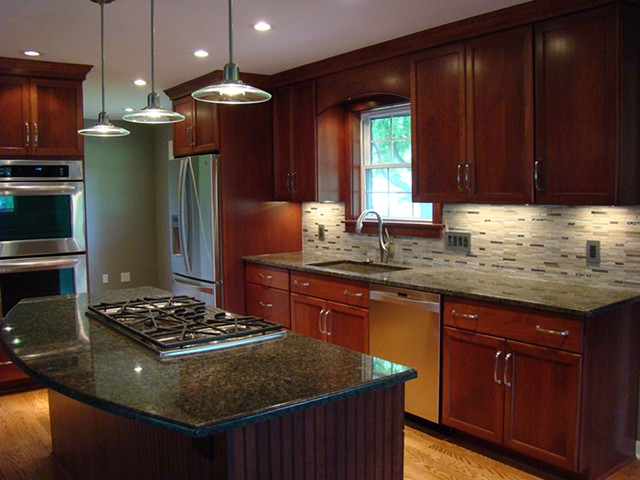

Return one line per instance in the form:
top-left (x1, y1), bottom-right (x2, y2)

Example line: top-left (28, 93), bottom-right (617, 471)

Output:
top-left (360, 103), bottom-right (431, 222)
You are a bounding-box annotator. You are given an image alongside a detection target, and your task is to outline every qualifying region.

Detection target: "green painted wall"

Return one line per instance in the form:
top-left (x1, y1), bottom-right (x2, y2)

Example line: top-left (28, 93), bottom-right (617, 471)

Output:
top-left (83, 120), bottom-right (169, 293)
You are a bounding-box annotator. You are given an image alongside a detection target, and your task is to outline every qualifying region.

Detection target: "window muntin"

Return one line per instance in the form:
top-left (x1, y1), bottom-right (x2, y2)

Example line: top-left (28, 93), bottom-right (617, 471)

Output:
top-left (361, 104), bottom-right (432, 221)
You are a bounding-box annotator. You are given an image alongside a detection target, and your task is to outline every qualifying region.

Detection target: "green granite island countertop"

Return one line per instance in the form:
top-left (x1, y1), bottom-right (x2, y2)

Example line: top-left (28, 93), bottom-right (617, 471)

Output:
top-left (244, 251), bottom-right (640, 317)
top-left (0, 287), bottom-right (416, 438)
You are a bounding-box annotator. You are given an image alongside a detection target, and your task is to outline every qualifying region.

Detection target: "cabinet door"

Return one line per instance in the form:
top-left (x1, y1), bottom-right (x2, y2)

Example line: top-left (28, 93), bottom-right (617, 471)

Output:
top-left (0, 76), bottom-right (30, 157)
top-left (272, 85), bottom-right (295, 200)
top-left (411, 42), bottom-right (466, 203)
top-left (326, 301), bottom-right (369, 354)
top-left (173, 96), bottom-right (194, 157)
top-left (290, 293), bottom-right (326, 342)
top-left (30, 78), bottom-right (84, 157)
top-left (272, 81), bottom-right (316, 201)
top-left (466, 27), bottom-right (534, 203)
top-left (193, 100), bottom-right (219, 154)
top-left (246, 283), bottom-right (291, 329)
top-left (442, 327), bottom-right (505, 444)
top-left (504, 340), bottom-right (581, 470)
top-left (534, 6), bottom-right (617, 204)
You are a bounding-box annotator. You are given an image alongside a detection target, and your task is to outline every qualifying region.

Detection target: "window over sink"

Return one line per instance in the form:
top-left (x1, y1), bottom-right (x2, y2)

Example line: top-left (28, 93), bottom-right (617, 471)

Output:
top-left (343, 97), bottom-right (442, 238)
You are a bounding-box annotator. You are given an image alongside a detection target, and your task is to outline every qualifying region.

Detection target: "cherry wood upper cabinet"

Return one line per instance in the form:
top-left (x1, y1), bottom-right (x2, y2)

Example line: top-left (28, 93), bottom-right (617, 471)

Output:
top-left (411, 42), bottom-right (466, 203)
top-left (534, 4), bottom-right (639, 205)
top-left (412, 27), bottom-right (533, 204)
top-left (0, 76), bottom-right (85, 158)
top-left (466, 27), bottom-right (533, 204)
top-left (172, 96), bottom-right (220, 158)
top-left (273, 80), bottom-right (319, 201)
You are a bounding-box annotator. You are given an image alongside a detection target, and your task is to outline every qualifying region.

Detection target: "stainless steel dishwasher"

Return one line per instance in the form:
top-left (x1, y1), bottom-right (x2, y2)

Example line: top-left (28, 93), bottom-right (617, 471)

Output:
top-left (369, 285), bottom-right (440, 423)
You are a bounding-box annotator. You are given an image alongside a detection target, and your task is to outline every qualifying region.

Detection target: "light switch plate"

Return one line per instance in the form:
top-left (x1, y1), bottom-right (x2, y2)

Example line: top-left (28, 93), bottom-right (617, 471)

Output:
top-left (445, 232), bottom-right (471, 253)
top-left (586, 240), bottom-right (600, 266)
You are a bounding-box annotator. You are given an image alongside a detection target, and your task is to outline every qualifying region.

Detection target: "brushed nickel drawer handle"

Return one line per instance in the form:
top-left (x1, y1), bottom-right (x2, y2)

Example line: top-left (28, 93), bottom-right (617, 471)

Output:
top-left (294, 279), bottom-right (310, 287)
top-left (318, 308), bottom-right (326, 334)
top-left (451, 309), bottom-right (479, 320)
top-left (258, 301), bottom-right (273, 309)
top-left (344, 289), bottom-right (363, 297)
top-left (536, 325), bottom-right (569, 337)
top-left (324, 310), bottom-right (331, 336)
top-left (257, 273), bottom-right (273, 280)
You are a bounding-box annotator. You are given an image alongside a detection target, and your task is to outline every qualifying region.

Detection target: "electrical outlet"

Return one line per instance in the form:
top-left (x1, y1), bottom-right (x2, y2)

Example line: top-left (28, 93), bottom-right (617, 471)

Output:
top-left (318, 224), bottom-right (325, 242)
top-left (445, 232), bottom-right (471, 253)
top-left (120, 272), bottom-right (131, 283)
top-left (586, 240), bottom-right (600, 266)
top-left (102, 274), bottom-right (109, 284)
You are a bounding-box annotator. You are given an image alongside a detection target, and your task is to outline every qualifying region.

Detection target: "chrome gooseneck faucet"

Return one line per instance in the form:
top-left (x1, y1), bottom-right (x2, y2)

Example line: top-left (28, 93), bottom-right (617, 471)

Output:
top-left (355, 209), bottom-right (391, 263)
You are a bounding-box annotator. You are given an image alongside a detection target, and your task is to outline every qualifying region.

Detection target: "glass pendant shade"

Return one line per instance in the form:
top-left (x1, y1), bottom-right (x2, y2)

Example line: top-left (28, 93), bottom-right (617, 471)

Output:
top-left (192, 63), bottom-right (271, 104)
top-left (123, 0), bottom-right (184, 124)
top-left (79, 0), bottom-right (130, 138)
top-left (123, 92), bottom-right (185, 124)
top-left (79, 112), bottom-right (131, 137)
top-left (192, 0), bottom-right (271, 105)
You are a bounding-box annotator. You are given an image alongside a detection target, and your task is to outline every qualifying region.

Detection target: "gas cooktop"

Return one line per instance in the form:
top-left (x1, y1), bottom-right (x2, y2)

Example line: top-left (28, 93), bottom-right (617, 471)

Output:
top-left (87, 295), bottom-right (286, 357)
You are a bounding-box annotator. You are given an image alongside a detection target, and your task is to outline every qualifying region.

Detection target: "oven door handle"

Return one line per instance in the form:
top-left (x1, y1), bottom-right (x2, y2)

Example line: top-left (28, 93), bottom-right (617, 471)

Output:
top-left (0, 257), bottom-right (80, 274)
top-left (0, 184), bottom-right (77, 194)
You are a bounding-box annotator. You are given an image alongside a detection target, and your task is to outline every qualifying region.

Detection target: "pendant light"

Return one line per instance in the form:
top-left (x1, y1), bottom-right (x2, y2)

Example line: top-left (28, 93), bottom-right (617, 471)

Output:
top-left (79, 0), bottom-right (130, 137)
top-left (192, 0), bottom-right (271, 104)
top-left (123, 0), bottom-right (185, 124)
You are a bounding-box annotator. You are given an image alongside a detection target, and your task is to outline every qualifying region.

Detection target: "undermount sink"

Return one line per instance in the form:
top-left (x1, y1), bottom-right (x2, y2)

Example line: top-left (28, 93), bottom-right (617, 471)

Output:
top-left (308, 260), bottom-right (411, 275)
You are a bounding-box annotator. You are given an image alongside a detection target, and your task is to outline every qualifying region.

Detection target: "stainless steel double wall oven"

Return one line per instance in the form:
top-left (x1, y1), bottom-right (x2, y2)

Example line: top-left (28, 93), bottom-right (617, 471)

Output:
top-left (0, 159), bottom-right (87, 317)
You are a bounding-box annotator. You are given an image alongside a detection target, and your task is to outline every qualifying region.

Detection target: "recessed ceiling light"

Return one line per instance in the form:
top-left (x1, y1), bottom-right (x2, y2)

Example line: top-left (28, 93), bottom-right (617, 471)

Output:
top-left (123, 107), bottom-right (134, 113)
top-left (134, 79), bottom-right (147, 86)
top-left (252, 21), bottom-right (272, 32)
top-left (23, 50), bottom-right (41, 57)
top-left (193, 49), bottom-right (209, 58)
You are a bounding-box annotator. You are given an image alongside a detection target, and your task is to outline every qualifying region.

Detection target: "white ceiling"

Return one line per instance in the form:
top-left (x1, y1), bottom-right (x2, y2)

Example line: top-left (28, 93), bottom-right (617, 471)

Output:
top-left (0, 0), bottom-right (529, 120)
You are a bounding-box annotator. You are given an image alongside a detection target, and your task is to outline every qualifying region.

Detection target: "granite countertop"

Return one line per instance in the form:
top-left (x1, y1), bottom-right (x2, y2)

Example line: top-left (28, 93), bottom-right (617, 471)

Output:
top-left (0, 287), bottom-right (415, 437)
top-left (244, 252), bottom-right (640, 317)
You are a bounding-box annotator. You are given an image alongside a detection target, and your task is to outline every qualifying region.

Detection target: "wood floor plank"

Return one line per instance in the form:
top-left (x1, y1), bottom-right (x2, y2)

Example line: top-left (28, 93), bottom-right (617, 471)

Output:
top-left (0, 389), bottom-right (638, 480)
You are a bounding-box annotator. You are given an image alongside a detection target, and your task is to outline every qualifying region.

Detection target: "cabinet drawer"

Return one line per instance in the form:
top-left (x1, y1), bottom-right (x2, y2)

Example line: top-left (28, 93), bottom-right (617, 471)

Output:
top-left (245, 264), bottom-right (289, 290)
top-left (443, 297), bottom-right (583, 353)
top-left (246, 283), bottom-right (291, 329)
top-left (290, 272), bottom-right (369, 308)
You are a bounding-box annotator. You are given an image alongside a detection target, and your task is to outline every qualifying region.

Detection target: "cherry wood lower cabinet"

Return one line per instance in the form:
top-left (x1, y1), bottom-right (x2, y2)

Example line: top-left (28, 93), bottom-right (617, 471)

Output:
top-left (290, 271), bottom-right (369, 354)
top-left (442, 297), bottom-right (640, 480)
top-left (245, 264), bottom-right (291, 328)
top-left (48, 383), bottom-right (406, 480)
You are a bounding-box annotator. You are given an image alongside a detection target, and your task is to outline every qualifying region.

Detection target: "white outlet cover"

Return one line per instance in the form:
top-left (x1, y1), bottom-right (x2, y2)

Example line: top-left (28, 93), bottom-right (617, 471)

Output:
top-left (120, 272), bottom-right (131, 283)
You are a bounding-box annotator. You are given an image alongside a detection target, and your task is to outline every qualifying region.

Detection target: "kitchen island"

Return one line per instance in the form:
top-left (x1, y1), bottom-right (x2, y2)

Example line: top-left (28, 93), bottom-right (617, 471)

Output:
top-left (1, 287), bottom-right (416, 480)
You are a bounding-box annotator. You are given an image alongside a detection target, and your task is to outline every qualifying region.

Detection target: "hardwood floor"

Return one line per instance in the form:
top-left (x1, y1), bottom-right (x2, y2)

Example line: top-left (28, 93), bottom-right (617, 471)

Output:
top-left (1, 389), bottom-right (639, 480)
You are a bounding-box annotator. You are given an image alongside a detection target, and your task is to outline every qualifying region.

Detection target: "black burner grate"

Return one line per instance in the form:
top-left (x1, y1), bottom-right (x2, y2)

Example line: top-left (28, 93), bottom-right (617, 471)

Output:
top-left (87, 295), bottom-right (285, 355)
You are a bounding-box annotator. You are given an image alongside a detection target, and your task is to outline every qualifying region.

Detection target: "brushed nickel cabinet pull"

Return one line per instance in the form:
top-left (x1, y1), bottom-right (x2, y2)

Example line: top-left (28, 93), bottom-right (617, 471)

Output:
top-left (344, 289), bottom-right (363, 298)
top-left (493, 350), bottom-right (503, 385)
top-left (503, 352), bottom-right (513, 388)
top-left (450, 309), bottom-right (479, 320)
top-left (465, 163), bottom-right (471, 192)
top-left (258, 301), bottom-right (273, 309)
top-left (25, 122), bottom-right (30, 147)
top-left (294, 279), bottom-right (310, 288)
top-left (534, 159), bottom-right (543, 192)
top-left (33, 123), bottom-right (38, 147)
top-left (535, 325), bottom-right (569, 337)
top-left (257, 273), bottom-right (273, 280)
top-left (318, 309), bottom-right (326, 334)
top-left (324, 310), bottom-right (331, 336)
top-left (457, 164), bottom-right (464, 192)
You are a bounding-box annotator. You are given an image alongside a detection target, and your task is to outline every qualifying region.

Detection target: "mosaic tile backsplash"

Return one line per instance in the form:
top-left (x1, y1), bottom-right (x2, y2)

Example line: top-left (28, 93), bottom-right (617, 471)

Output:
top-left (302, 203), bottom-right (640, 289)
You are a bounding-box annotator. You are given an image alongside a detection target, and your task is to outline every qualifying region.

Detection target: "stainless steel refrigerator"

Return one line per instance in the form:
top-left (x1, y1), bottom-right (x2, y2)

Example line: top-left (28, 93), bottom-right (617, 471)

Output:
top-left (168, 154), bottom-right (222, 307)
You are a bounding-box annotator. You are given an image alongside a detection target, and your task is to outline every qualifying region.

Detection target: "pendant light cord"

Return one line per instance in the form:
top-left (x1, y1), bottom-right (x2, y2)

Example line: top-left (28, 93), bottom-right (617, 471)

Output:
top-left (150, 0), bottom-right (156, 95)
top-left (100, 0), bottom-right (106, 113)
top-left (228, 0), bottom-right (233, 64)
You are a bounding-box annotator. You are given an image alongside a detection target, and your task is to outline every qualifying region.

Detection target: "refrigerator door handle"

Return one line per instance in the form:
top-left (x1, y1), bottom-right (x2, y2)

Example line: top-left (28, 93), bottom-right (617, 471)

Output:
top-left (178, 158), bottom-right (191, 274)
top-left (172, 274), bottom-right (215, 295)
